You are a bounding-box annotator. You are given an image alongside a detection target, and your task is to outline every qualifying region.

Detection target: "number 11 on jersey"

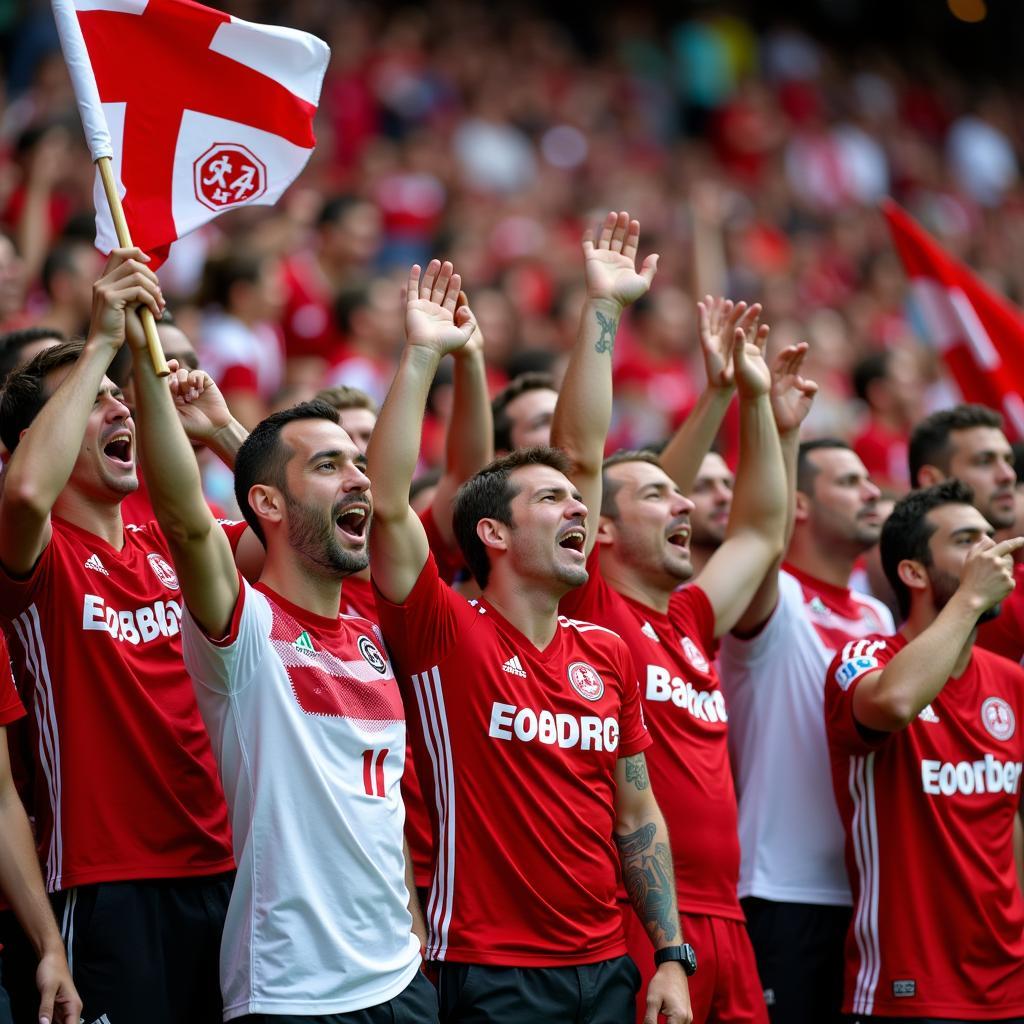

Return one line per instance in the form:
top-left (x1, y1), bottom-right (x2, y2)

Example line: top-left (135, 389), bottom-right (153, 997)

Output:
top-left (362, 748), bottom-right (389, 798)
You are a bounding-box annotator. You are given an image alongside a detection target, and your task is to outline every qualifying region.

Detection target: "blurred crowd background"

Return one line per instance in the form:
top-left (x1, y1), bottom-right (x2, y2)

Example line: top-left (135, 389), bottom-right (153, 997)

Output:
top-left (0, 0), bottom-right (1022, 506)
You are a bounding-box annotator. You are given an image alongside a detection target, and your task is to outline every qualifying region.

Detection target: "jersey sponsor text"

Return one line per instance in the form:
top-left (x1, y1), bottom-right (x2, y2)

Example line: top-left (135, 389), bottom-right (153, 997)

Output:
top-left (920, 755), bottom-right (1023, 797)
top-left (645, 664), bottom-right (727, 723)
top-left (82, 593), bottom-right (183, 644)
top-left (488, 701), bottom-right (620, 751)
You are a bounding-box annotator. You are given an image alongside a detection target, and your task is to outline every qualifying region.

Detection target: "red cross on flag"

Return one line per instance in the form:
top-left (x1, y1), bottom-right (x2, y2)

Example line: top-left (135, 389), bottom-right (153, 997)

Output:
top-left (883, 198), bottom-right (1024, 439)
top-left (51, 0), bottom-right (329, 268)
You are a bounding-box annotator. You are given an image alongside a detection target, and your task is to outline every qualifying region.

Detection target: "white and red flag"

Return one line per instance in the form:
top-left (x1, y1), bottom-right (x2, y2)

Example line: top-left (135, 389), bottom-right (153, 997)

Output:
top-left (883, 198), bottom-right (1024, 439)
top-left (51, 0), bottom-right (329, 267)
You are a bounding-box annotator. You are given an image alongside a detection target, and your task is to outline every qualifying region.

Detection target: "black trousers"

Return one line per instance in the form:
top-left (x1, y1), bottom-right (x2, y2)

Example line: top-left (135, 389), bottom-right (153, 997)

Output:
top-left (742, 897), bottom-right (851, 1024)
top-left (49, 872), bottom-right (232, 1024)
top-left (237, 969), bottom-right (438, 1024)
top-left (436, 955), bottom-right (640, 1024)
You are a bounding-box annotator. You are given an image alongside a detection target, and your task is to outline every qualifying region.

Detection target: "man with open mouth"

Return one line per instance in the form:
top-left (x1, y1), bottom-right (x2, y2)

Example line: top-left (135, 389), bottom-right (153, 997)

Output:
top-left (129, 273), bottom-right (435, 1017)
top-left (0, 248), bottom-right (254, 1024)
top-left (368, 223), bottom-right (691, 1024)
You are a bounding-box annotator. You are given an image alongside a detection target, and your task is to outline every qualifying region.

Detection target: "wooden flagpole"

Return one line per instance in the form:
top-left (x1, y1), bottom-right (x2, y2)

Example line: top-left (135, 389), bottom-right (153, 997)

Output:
top-left (96, 156), bottom-right (169, 376)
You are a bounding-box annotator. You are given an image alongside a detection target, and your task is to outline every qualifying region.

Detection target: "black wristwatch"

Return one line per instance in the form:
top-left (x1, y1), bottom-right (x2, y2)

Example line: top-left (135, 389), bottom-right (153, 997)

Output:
top-left (654, 943), bottom-right (697, 976)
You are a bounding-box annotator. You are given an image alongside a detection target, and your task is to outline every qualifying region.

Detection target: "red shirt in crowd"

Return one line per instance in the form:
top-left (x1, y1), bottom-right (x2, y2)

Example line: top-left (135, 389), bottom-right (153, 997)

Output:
top-left (0, 518), bottom-right (243, 891)
top-left (375, 555), bottom-right (650, 966)
top-left (825, 633), bottom-right (1024, 1018)
top-left (561, 548), bottom-right (742, 920)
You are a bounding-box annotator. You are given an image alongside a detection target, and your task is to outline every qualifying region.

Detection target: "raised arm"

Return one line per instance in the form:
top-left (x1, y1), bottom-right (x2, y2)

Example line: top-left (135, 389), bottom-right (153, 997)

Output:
top-left (366, 261), bottom-right (475, 604)
top-left (657, 297), bottom-right (758, 493)
top-left (0, 729), bottom-right (81, 1024)
top-left (131, 333), bottom-right (239, 638)
top-left (428, 291), bottom-right (493, 549)
top-left (0, 248), bottom-right (162, 576)
top-left (615, 753), bottom-right (692, 1024)
top-left (852, 537), bottom-right (1022, 731)
top-left (550, 211), bottom-right (658, 550)
top-left (693, 315), bottom-right (789, 637)
top-left (731, 342), bottom-right (818, 635)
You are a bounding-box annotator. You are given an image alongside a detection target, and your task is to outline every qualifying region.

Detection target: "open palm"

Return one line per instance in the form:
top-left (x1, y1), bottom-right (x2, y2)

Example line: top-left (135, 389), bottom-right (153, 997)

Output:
top-left (405, 260), bottom-right (475, 356)
top-left (770, 343), bottom-right (818, 433)
top-left (583, 211), bottom-right (659, 307)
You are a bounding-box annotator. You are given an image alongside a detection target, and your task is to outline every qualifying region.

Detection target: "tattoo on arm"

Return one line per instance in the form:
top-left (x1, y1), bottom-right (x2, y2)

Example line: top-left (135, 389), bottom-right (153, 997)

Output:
top-left (615, 821), bottom-right (679, 945)
top-left (624, 753), bottom-right (650, 790)
top-left (594, 311), bottom-right (617, 354)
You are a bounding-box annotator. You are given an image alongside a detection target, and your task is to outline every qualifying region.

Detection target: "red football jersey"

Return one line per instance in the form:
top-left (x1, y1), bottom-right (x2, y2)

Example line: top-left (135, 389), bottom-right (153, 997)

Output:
top-left (825, 633), bottom-right (1024, 1018)
top-left (561, 549), bottom-right (741, 919)
top-left (0, 633), bottom-right (24, 727)
top-left (375, 555), bottom-right (651, 966)
top-left (976, 563), bottom-right (1024, 664)
top-left (0, 517), bottom-right (239, 892)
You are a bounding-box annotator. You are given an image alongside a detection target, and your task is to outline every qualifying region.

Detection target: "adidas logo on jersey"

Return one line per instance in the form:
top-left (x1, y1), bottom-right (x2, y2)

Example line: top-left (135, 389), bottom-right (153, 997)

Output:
top-left (918, 703), bottom-right (940, 723)
top-left (502, 654), bottom-right (527, 677)
top-left (641, 621), bottom-right (660, 642)
top-left (293, 630), bottom-right (316, 653)
top-left (84, 553), bottom-right (109, 576)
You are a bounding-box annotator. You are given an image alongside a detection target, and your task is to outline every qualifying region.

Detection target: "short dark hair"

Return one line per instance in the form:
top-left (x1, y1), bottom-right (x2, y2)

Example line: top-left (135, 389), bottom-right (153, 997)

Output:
top-left (880, 479), bottom-right (976, 619)
top-left (600, 449), bottom-right (662, 518)
top-left (315, 385), bottom-right (378, 415)
top-left (317, 194), bottom-right (368, 229)
top-left (0, 341), bottom-right (84, 452)
top-left (452, 446), bottom-right (572, 589)
top-left (909, 404), bottom-right (1004, 487)
top-left (0, 326), bottom-right (67, 384)
top-left (796, 439), bottom-right (853, 495)
top-left (852, 351), bottom-right (889, 405)
top-left (41, 240), bottom-right (91, 299)
top-left (233, 400), bottom-right (340, 546)
top-left (491, 372), bottom-right (556, 452)
top-left (199, 249), bottom-right (264, 309)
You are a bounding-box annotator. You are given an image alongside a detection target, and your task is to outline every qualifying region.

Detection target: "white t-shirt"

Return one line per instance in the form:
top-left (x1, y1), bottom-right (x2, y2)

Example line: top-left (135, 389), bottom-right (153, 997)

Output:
top-left (718, 567), bottom-right (894, 906)
top-left (182, 578), bottom-right (420, 1020)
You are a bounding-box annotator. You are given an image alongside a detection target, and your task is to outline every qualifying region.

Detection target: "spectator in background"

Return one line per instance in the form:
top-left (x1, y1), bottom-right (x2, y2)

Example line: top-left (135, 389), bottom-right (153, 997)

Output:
top-left (280, 195), bottom-right (382, 385)
top-left (909, 404), bottom-right (1024, 663)
top-left (687, 452), bottom-right (735, 577)
top-left (35, 238), bottom-right (101, 339)
top-left (851, 348), bottom-right (923, 495)
top-left (612, 285), bottom-right (698, 451)
top-left (0, 234), bottom-right (27, 335)
top-left (491, 371), bottom-right (558, 455)
top-left (198, 247), bottom-right (286, 431)
top-left (316, 384), bottom-right (379, 453)
top-left (718, 439), bottom-right (893, 1024)
top-left (325, 278), bottom-right (405, 406)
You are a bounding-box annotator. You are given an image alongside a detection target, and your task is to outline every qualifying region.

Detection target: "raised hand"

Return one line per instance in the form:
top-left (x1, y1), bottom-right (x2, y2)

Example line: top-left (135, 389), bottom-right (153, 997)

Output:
top-left (405, 260), bottom-right (476, 356)
top-left (582, 211), bottom-right (659, 310)
top-left (732, 304), bottom-right (772, 399)
top-left (960, 536), bottom-right (1024, 614)
top-left (696, 296), bottom-right (758, 390)
top-left (90, 247), bottom-right (164, 352)
top-left (166, 361), bottom-right (234, 443)
top-left (454, 290), bottom-right (485, 358)
top-left (769, 342), bottom-right (818, 434)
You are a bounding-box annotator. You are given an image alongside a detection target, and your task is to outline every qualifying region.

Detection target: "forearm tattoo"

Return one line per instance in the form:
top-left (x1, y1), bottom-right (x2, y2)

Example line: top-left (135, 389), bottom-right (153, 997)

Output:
top-left (594, 310), bottom-right (617, 353)
top-left (615, 822), bottom-right (679, 945)
top-left (624, 753), bottom-right (650, 791)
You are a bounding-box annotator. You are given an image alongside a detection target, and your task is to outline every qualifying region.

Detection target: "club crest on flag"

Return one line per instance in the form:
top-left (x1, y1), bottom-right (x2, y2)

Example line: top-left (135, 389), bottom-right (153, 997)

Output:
top-left (194, 143), bottom-right (266, 211)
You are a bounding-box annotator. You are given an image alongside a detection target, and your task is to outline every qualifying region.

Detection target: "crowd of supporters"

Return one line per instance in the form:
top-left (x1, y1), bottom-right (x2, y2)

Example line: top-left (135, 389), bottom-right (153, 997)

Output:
top-left (1, 4), bottom-right (1024, 1024)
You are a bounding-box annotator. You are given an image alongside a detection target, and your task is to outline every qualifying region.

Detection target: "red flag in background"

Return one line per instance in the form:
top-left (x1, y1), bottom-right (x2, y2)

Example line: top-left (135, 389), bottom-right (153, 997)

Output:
top-left (883, 198), bottom-right (1024, 439)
